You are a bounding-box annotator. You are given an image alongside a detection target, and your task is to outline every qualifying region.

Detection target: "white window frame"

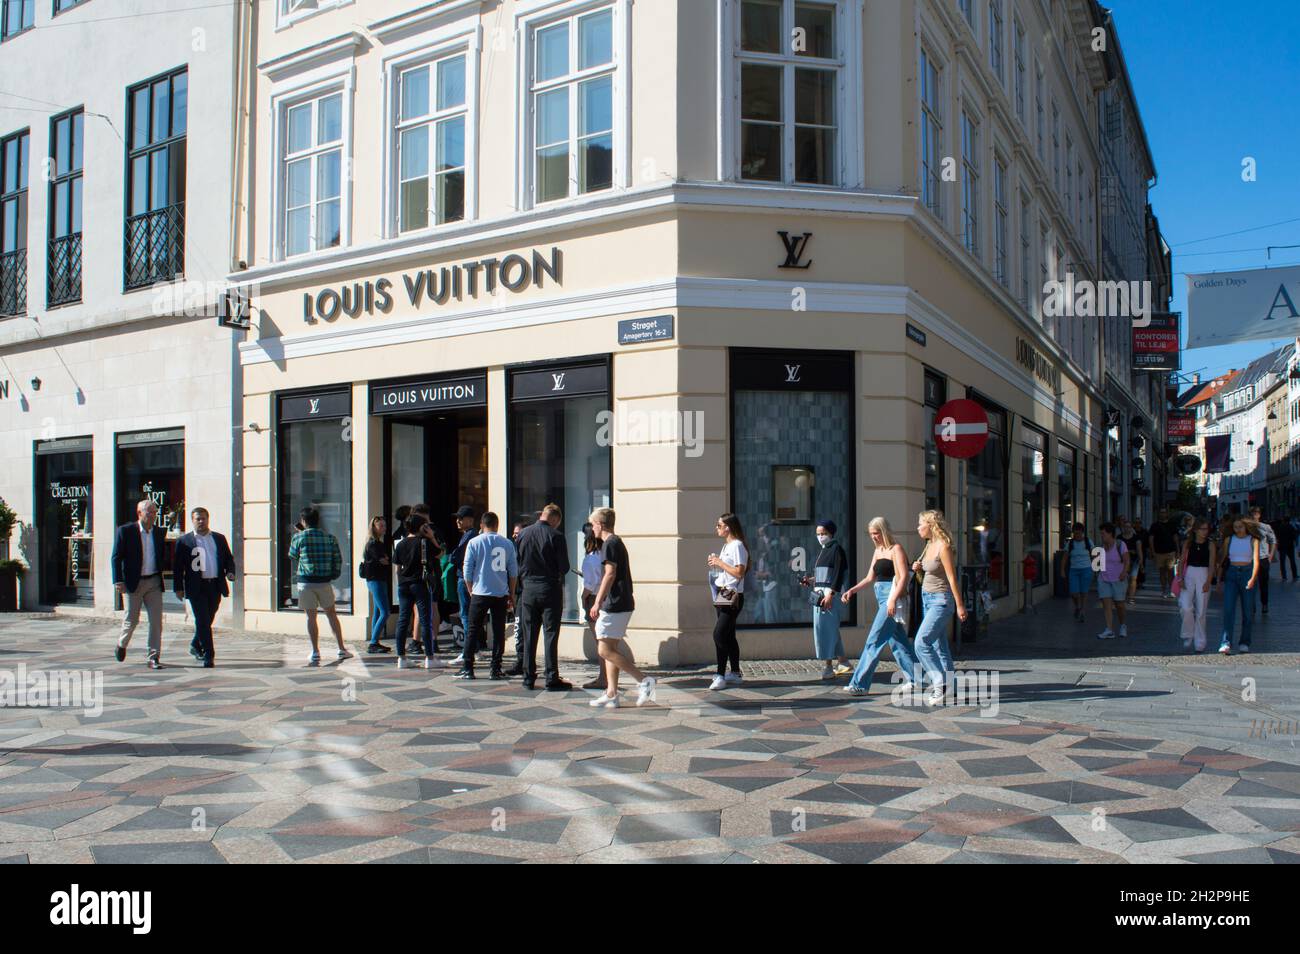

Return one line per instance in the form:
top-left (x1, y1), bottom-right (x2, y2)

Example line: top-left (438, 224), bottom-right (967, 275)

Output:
top-left (277, 0), bottom-right (353, 31)
top-left (1034, 61), bottom-right (1044, 161)
top-left (271, 70), bottom-right (355, 262)
top-left (1018, 186), bottom-right (1032, 309)
top-left (988, 0), bottom-right (1004, 86)
top-left (918, 42), bottom-right (945, 222)
top-left (957, 0), bottom-right (974, 29)
top-left (516, 0), bottom-right (630, 211)
top-left (381, 25), bottom-right (482, 238)
top-left (719, 0), bottom-right (864, 189)
top-left (993, 151), bottom-right (1008, 287)
top-left (960, 104), bottom-right (981, 259)
top-left (1064, 134), bottom-right (1073, 224)
top-left (1013, 15), bottom-right (1026, 126)
top-left (1051, 98), bottom-right (1060, 190)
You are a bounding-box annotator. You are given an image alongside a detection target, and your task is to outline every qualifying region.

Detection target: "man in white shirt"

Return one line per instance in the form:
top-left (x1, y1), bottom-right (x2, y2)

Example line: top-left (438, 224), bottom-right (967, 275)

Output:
top-left (112, 499), bottom-right (169, 669)
top-left (173, 507), bottom-right (237, 667)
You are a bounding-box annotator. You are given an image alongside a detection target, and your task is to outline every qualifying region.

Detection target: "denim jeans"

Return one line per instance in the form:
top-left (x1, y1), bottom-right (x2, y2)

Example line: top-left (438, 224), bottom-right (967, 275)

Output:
top-left (457, 577), bottom-right (471, 632)
top-left (396, 579), bottom-right (432, 657)
top-left (913, 591), bottom-right (956, 688)
top-left (366, 579), bottom-right (390, 646)
top-left (1220, 564), bottom-right (1255, 648)
top-left (811, 601), bottom-right (845, 660)
top-left (849, 581), bottom-right (920, 690)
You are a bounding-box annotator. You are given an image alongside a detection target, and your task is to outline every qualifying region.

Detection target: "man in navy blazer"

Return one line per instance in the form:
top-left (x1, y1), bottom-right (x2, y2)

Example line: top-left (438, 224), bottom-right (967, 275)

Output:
top-left (173, 507), bottom-right (236, 668)
top-left (112, 499), bottom-right (169, 669)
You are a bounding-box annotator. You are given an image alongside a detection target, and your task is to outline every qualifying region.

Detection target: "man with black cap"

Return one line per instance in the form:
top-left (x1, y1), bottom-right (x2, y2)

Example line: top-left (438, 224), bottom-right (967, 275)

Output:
top-left (515, 503), bottom-right (572, 690)
top-left (450, 505), bottom-right (478, 643)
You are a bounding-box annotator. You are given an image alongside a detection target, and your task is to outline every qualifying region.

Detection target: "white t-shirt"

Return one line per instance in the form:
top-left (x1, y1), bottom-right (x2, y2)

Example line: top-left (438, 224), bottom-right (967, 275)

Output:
top-left (581, 552), bottom-right (604, 593)
top-left (714, 540), bottom-right (748, 593)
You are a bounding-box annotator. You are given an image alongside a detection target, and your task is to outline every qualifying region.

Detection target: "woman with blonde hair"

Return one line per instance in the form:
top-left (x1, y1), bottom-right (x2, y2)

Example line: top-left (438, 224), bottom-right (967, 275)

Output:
top-left (912, 510), bottom-right (968, 704)
top-left (1217, 516), bottom-right (1261, 655)
top-left (842, 516), bottom-right (920, 695)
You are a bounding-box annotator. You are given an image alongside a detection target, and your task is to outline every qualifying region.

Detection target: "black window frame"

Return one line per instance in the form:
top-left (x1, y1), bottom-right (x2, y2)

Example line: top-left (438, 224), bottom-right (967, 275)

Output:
top-left (923, 368), bottom-right (947, 511)
top-left (1057, 439), bottom-right (1079, 548)
top-left (965, 388), bottom-right (1010, 599)
top-left (1, 0), bottom-right (34, 42)
top-left (47, 107), bottom-right (83, 307)
top-left (0, 127), bottom-right (29, 318)
top-left (123, 66), bottom-right (188, 292)
top-left (1020, 421), bottom-right (1049, 588)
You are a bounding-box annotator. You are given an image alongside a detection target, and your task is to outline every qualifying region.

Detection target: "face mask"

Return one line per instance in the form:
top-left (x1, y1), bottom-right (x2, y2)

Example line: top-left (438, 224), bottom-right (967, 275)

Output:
top-left (817, 534), bottom-right (831, 546)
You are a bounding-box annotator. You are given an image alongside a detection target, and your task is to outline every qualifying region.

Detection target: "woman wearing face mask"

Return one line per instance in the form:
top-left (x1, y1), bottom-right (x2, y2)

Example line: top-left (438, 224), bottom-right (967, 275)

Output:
top-left (1217, 517), bottom-right (1261, 655)
top-left (802, 521), bottom-right (852, 679)
top-left (842, 517), bottom-right (920, 696)
top-left (1177, 519), bottom-right (1215, 653)
top-left (911, 510), bottom-right (968, 705)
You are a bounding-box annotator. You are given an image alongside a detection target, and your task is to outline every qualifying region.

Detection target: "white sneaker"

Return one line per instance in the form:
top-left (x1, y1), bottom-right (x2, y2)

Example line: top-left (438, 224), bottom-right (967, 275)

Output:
top-left (896, 682), bottom-right (916, 694)
top-left (723, 672), bottom-right (743, 686)
top-left (926, 682), bottom-right (947, 706)
top-left (424, 657), bottom-right (445, 669)
top-left (307, 652), bottom-right (321, 666)
top-left (589, 693), bottom-right (620, 708)
top-left (1118, 625), bottom-right (1128, 638)
top-left (708, 675), bottom-right (727, 691)
top-left (1097, 629), bottom-right (1115, 640)
top-left (844, 685), bottom-right (867, 696)
top-left (396, 656), bottom-right (408, 669)
top-left (337, 649), bottom-right (353, 661)
top-left (1218, 643), bottom-right (1231, 655)
top-left (451, 655), bottom-right (465, 666)
top-left (820, 663), bottom-right (835, 680)
top-left (636, 677), bottom-right (657, 707)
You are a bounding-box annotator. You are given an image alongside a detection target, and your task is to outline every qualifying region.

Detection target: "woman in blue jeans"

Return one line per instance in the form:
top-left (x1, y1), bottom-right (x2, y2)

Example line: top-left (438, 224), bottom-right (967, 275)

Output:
top-left (842, 517), bottom-right (920, 696)
top-left (912, 510), bottom-right (968, 705)
top-left (392, 515), bottom-right (441, 669)
top-left (361, 517), bottom-right (392, 653)
top-left (1217, 517), bottom-right (1261, 655)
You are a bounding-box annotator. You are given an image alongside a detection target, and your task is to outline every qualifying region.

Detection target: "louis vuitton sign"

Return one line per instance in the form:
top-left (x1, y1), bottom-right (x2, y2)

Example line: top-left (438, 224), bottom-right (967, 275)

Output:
top-left (302, 247), bottom-right (563, 324)
top-left (369, 373), bottom-right (488, 415)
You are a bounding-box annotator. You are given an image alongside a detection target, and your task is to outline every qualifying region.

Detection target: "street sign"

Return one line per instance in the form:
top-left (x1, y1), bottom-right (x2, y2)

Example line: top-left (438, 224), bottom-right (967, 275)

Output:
top-left (933, 398), bottom-right (990, 459)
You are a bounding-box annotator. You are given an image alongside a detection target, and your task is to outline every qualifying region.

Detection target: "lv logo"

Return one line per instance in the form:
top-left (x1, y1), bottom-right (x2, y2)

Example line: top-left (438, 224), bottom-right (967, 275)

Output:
top-left (551, 373), bottom-right (566, 391)
top-left (778, 231), bottom-right (813, 269)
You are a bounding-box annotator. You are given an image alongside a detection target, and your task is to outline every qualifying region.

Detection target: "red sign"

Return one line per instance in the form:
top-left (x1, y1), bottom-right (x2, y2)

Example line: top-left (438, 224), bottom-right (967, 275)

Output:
top-left (1132, 313), bottom-right (1181, 371)
top-left (1167, 411), bottom-right (1196, 443)
top-left (933, 399), bottom-right (990, 459)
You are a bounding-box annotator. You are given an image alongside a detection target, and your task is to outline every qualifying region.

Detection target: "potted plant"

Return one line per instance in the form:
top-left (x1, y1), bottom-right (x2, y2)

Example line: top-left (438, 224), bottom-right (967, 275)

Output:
top-left (0, 498), bottom-right (21, 611)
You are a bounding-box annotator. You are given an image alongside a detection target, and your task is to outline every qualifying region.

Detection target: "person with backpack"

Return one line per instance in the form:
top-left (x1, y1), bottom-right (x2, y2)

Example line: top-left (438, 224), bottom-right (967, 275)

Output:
top-left (1095, 522), bottom-right (1130, 640)
top-left (706, 513), bottom-right (748, 691)
top-left (1061, 522), bottom-right (1094, 623)
top-left (359, 516), bottom-right (392, 653)
top-left (392, 514), bottom-right (445, 669)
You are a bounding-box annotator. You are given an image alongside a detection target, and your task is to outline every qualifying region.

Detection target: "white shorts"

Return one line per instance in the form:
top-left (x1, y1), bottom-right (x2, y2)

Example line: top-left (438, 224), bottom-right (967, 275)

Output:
top-left (298, 581), bottom-right (336, 611)
top-left (595, 610), bottom-right (632, 640)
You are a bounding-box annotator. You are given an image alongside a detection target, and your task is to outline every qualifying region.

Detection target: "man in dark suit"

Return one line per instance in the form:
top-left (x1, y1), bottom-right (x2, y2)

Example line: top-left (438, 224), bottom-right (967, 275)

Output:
top-left (112, 499), bottom-right (169, 669)
top-left (173, 507), bottom-right (236, 668)
top-left (514, 503), bottom-right (572, 691)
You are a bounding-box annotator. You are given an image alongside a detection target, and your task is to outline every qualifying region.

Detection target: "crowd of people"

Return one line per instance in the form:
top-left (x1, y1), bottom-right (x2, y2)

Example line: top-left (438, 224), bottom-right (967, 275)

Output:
top-left (1060, 506), bottom-right (1298, 654)
top-left (107, 493), bottom-right (1296, 703)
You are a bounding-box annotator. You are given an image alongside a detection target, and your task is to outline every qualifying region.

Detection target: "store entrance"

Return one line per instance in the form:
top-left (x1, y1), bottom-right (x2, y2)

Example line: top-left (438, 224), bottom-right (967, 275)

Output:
top-left (384, 408), bottom-right (488, 551)
top-left (35, 439), bottom-right (94, 606)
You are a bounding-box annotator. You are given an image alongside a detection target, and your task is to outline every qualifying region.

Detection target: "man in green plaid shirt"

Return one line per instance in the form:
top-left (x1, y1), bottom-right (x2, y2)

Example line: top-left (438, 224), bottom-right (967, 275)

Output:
top-left (288, 506), bottom-right (351, 666)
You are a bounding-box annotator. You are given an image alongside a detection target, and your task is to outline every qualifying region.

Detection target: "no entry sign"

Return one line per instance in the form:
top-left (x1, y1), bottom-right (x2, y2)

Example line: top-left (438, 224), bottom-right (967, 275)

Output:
top-left (933, 399), bottom-right (990, 459)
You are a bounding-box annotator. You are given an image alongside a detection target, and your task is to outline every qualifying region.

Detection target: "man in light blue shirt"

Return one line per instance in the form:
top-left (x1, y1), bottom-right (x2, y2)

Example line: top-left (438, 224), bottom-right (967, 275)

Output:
top-left (457, 511), bottom-right (518, 680)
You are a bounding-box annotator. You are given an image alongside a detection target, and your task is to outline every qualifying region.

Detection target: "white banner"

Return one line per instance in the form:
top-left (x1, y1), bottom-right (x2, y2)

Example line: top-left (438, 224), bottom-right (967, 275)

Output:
top-left (1186, 265), bottom-right (1300, 348)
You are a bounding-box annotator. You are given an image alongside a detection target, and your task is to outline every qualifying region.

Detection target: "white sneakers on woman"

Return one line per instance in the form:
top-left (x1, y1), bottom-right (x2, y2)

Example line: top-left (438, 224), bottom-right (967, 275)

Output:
top-left (589, 693), bottom-right (620, 708)
top-left (709, 675), bottom-right (727, 690)
top-left (590, 676), bottom-right (657, 708)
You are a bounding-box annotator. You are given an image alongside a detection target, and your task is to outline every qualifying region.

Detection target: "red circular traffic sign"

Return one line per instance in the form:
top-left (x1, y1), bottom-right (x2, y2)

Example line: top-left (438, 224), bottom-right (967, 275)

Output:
top-left (933, 399), bottom-right (989, 459)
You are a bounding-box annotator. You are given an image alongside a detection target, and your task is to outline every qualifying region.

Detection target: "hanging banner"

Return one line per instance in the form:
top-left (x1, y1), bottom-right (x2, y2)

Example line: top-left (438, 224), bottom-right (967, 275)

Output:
top-left (1186, 264), bottom-right (1300, 348)
top-left (1167, 411), bottom-right (1196, 443)
top-left (1132, 313), bottom-right (1181, 371)
top-left (1204, 434), bottom-right (1232, 474)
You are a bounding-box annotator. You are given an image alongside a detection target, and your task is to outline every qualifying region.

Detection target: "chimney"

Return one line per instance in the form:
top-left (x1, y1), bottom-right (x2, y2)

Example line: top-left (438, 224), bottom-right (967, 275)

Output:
top-left (1192, 373), bottom-right (1200, 385)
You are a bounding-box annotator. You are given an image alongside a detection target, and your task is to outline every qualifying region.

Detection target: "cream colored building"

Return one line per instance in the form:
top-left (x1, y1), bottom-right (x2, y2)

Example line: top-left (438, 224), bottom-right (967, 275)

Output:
top-left (232, 0), bottom-right (1123, 663)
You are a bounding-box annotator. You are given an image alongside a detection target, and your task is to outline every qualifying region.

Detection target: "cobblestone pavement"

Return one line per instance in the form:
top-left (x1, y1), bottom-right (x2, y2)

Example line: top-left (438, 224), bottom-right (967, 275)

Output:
top-left (0, 572), bottom-right (1298, 864)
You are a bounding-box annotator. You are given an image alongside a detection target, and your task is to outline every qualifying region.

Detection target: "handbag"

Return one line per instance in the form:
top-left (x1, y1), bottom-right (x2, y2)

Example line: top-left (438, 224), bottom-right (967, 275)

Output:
top-left (1171, 572), bottom-right (1184, 598)
top-left (710, 569), bottom-right (740, 607)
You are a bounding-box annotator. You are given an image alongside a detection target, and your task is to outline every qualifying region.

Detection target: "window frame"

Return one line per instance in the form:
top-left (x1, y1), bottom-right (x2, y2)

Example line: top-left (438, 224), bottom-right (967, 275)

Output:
top-left (720, 0), bottom-right (863, 190)
top-left (383, 31), bottom-right (480, 238)
top-left (271, 71), bottom-right (354, 262)
top-left (0, 126), bottom-right (30, 318)
top-left (123, 66), bottom-right (188, 291)
top-left (1018, 185), bottom-right (1032, 311)
top-left (1012, 14), bottom-right (1026, 126)
top-left (993, 151), bottom-right (1008, 287)
top-left (517, 0), bottom-right (629, 210)
top-left (47, 107), bottom-right (83, 308)
top-left (987, 0), bottom-right (1004, 86)
top-left (918, 42), bottom-right (945, 221)
top-left (276, 0), bottom-right (353, 31)
top-left (1, 0), bottom-right (34, 42)
top-left (960, 105), bottom-right (981, 259)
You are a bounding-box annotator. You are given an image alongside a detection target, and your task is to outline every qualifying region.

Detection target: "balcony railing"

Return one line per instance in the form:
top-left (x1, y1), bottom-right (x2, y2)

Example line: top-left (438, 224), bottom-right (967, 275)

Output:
top-left (124, 203), bottom-right (184, 291)
top-left (47, 233), bottom-right (82, 307)
top-left (0, 248), bottom-right (26, 318)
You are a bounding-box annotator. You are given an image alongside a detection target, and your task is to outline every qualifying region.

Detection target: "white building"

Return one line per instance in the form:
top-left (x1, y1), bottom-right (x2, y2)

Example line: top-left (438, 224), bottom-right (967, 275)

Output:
top-left (0, 1), bottom-right (250, 621)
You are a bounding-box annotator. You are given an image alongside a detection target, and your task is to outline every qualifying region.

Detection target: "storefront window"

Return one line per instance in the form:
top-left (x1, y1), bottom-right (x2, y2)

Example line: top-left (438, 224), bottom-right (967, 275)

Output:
top-left (278, 391), bottom-right (352, 611)
top-left (116, 429), bottom-right (186, 611)
top-left (732, 350), bottom-right (854, 627)
top-left (1021, 423), bottom-right (1047, 587)
top-left (35, 437), bottom-right (93, 606)
top-left (966, 397), bottom-right (1007, 598)
top-left (508, 361), bottom-right (611, 621)
top-left (1058, 440), bottom-right (1077, 546)
top-left (923, 370), bottom-right (946, 511)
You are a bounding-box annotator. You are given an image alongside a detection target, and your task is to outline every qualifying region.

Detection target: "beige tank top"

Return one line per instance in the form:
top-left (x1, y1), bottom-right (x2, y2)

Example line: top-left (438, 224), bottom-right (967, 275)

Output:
top-left (921, 546), bottom-right (951, 594)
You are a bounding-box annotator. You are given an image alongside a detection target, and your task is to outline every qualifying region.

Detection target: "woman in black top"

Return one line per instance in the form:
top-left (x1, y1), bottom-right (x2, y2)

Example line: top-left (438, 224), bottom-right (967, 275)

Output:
top-left (802, 520), bottom-right (851, 679)
top-left (361, 516), bottom-right (392, 653)
top-left (1176, 518), bottom-right (1216, 653)
top-left (392, 515), bottom-right (443, 668)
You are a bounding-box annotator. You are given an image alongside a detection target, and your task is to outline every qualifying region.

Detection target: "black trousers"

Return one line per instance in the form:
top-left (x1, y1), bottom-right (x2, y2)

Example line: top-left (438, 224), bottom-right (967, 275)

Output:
top-left (519, 580), bottom-right (563, 685)
top-left (1279, 545), bottom-right (1297, 580)
top-left (1258, 559), bottom-right (1270, 607)
top-left (187, 579), bottom-right (222, 663)
top-left (712, 593), bottom-right (745, 675)
top-left (465, 594), bottom-right (508, 672)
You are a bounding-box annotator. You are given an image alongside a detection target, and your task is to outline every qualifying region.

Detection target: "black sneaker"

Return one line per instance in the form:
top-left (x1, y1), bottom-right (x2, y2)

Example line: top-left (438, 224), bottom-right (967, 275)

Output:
top-left (545, 680), bottom-right (573, 692)
top-left (114, 645), bottom-right (126, 663)
top-left (189, 645), bottom-right (203, 660)
top-left (489, 669), bottom-right (507, 681)
top-left (505, 663), bottom-right (525, 677)
top-left (454, 669), bottom-right (475, 680)
top-left (202, 660), bottom-right (215, 669)
top-left (367, 643), bottom-right (392, 654)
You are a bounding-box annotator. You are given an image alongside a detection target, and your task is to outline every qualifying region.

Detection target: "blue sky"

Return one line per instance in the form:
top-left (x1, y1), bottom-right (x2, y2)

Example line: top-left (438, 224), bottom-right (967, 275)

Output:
top-left (1107, 0), bottom-right (1300, 382)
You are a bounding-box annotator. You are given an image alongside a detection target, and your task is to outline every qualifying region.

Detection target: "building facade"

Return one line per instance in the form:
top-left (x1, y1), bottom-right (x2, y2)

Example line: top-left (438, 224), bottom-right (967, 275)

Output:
top-left (0, 1), bottom-right (250, 620)
top-left (224, 0), bottom-right (1144, 664)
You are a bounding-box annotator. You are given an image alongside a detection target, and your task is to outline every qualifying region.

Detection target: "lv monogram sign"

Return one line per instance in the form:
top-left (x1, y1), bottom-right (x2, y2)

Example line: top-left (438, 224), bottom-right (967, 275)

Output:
top-left (778, 231), bottom-right (813, 269)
